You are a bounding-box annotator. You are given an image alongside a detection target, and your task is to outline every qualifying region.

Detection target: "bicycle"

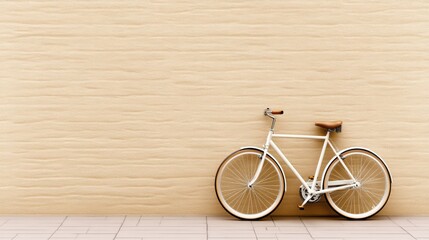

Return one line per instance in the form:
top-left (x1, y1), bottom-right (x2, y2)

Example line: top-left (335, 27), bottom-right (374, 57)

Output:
top-left (215, 108), bottom-right (392, 220)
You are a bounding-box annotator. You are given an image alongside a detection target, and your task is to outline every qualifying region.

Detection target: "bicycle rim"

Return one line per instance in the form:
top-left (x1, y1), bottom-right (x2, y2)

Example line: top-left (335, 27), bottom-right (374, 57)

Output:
top-left (215, 149), bottom-right (284, 220)
top-left (324, 150), bottom-right (391, 219)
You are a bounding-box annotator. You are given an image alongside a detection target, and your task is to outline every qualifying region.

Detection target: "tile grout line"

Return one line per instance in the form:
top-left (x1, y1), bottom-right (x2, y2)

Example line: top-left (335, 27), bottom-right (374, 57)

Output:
top-left (113, 215), bottom-right (126, 240)
top-left (300, 216), bottom-right (315, 240)
top-left (48, 216), bottom-right (67, 240)
top-left (269, 216), bottom-right (279, 240)
top-left (398, 226), bottom-right (417, 240)
top-left (251, 220), bottom-right (258, 240)
top-left (136, 215), bottom-right (142, 226)
top-left (2, 218), bottom-right (17, 240)
top-left (0, 218), bottom-right (8, 227)
top-left (2, 217), bottom-right (17, 240)
top-left (387, 216), bottom-right (417, 240)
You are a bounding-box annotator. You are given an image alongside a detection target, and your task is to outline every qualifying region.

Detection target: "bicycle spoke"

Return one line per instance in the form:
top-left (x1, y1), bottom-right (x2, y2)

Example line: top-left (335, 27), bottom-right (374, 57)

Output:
top-left (216, 150), bottom-right (284, 219)
top-left (359, 162), bottom-right (379, 182)
top-left (229, 161), bottom-right (248, 183)
top-left (324, 150), bottom-right (390, 219)
top-left (229, 188), bottom-right (247, 210)
top-left (253, 189), bottom-right (270, 210)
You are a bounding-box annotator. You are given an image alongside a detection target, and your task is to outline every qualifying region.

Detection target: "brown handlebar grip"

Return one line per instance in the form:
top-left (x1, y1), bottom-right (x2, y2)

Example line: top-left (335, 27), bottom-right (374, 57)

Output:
top-left (271, 110), bottom-right (284, 115)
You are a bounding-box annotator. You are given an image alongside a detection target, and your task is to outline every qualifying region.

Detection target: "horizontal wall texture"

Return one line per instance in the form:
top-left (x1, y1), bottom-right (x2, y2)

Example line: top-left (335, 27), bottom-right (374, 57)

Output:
top-left (1, 0), bottom-right (429, 215)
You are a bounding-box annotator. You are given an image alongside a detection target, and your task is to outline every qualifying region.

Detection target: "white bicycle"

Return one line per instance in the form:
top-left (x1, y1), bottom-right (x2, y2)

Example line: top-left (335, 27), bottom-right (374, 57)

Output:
top-left (215, 108), bottom-right (392, 220)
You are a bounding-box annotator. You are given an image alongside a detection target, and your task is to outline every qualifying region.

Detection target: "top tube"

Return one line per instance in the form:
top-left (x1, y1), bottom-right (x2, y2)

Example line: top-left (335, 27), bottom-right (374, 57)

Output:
top-left (272, 133), bottom-right (327, 140)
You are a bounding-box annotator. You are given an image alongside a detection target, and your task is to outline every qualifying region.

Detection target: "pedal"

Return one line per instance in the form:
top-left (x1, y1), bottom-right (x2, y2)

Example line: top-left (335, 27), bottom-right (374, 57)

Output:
top-left (298, 204), bottom-right (304, 210)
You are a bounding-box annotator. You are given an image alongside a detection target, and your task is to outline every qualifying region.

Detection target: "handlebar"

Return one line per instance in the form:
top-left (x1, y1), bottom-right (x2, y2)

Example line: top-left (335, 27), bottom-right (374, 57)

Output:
top-left (264, 108), bottom-right (283, 130)
top-left (264, 108), bottom-right (284, 116)
top-left (271, 110), bottom-right (284, 115)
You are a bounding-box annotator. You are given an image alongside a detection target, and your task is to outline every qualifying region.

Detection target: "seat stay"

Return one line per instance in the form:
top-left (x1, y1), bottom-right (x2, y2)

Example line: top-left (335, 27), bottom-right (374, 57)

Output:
top-left (328, 140), bottom-right (357, 183)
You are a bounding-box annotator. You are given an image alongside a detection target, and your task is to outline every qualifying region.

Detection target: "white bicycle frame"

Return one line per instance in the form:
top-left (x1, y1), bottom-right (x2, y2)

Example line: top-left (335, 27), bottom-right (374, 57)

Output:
top-left (248, 114), bottom-right (359, 207)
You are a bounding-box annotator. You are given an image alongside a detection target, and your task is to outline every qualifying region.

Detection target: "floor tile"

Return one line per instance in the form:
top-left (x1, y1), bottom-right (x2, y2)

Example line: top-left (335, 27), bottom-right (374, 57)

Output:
top-left (276, 233), bottom-right (314, 240)
top-left (207, 216), bottom-right (253, 227)
top-left (117, 226), bottom-right (206, 238)
top-left (13, 233), bottom-right (51, 240)
top-left (87, 226), bottom-right (120, 234)
top-left (343, 236), bottom-right (414, 240)
top-left (55, 226), bottom-right (89, 233)
top-left (51, 233), bottom-right (80, 238)
top-left (120, 233), bottom-right (206, 239)
top-left (2, 216), bottom-right (65, 226)
top-left (256, 226), bottom-right (308, 233)
top-left (136, 219), bottom-right (162, 227)
top-left (307, 226), bottom-right (406, 238)
top-left (301, 216), bottom-right (396, 227)
top-left (141, 236), bottom-right (206, 240)
top-left (272, 216), bottom-right (305, 226)
top-left (122, 216), bottom-right (141, 227)
top-left (75, 233), bottom-right (116, 239)
top-left (208, 238), bottom-right (256, 240)
top-left (208, 231), bottom-right (256, 238)
top-left (407, 217), bottom-right (429, 227)
top-left (0, 233), bottom-right (16, 238)
top-left (0, 226), bottom-right (57, 234)
top-left (0, 215), bottom-right (423, 239)
top-left (160, 217), bottom-right (206, 226)
top-left (62, 216), bottom-right (124, 227)
top-left (403, 226), bottom-right (429, 238)
top-left (114, 238), bottom-right (142, 240)
top-left (251, 217), bottom-right (275, 227)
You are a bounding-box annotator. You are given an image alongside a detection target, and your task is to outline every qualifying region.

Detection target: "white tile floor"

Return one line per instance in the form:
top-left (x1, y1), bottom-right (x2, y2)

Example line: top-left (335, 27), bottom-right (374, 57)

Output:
top-left (0, 215), bottom-right (427, 240)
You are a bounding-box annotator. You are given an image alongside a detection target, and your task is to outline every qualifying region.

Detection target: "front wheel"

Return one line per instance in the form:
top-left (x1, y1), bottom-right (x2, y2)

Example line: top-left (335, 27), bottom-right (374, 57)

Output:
top-left (215, 148), bottom-right (285, 220)
top-left (323, 148), bottom-right (392, 219)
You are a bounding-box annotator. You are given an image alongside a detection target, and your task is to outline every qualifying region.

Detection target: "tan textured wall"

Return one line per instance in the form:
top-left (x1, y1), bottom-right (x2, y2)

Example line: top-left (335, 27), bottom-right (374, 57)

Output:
top-left (1, 1), bottom-right (428, 215)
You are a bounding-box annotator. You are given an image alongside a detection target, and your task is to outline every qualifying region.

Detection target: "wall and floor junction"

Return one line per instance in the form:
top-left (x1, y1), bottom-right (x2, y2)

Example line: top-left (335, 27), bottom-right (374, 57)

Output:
top-left (1, 1), bottom-right (428, 215)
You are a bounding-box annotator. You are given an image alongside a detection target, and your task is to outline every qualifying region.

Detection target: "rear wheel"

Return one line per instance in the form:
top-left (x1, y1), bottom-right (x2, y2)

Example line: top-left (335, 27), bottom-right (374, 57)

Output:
top-left (215, 149), bottom-right (285, 220)
top-left (323, 149), bottom-right (391, 219)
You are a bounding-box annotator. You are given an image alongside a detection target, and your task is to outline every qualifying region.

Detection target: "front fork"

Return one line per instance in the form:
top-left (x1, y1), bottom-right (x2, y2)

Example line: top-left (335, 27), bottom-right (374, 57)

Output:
top-left (248, 130), bottom-right (273, 187)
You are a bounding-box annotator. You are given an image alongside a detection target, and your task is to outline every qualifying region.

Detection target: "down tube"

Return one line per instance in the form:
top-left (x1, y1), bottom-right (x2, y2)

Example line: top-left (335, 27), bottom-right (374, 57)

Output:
top-left (269, 140), bottom-right (308, 188)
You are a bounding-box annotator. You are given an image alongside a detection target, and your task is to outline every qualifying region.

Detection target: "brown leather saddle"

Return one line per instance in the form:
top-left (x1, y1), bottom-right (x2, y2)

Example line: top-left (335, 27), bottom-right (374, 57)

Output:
top-left (315, 121), bottom-right (342, 132)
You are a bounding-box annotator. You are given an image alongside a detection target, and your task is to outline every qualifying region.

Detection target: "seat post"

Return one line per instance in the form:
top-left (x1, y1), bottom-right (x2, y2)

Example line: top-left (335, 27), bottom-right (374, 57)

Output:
top-left (328, 126), bottom-right (342, 133)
